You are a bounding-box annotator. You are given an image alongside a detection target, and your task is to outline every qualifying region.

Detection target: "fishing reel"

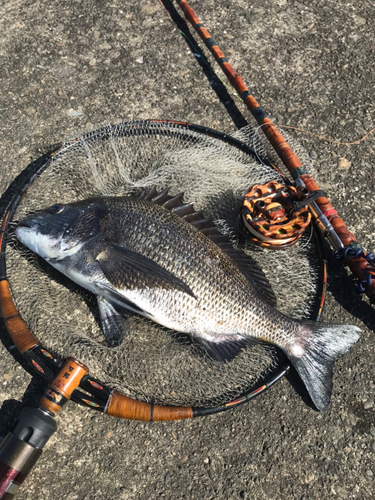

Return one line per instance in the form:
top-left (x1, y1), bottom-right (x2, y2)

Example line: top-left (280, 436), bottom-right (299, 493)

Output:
top-left (241, 181), bottom-right (311, 249)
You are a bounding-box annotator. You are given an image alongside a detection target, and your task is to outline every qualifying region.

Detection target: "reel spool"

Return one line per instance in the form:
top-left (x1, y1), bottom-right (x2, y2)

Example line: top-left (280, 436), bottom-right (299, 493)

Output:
top-left (241, 181), bottom-right (311, 249)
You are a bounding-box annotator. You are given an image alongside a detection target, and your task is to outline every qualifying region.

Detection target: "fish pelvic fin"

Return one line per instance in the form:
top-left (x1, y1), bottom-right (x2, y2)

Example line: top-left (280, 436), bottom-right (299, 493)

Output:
top-left (287, 321), bottom-right (360, 412)
top-left (98, 297), bottom-right (130, 347)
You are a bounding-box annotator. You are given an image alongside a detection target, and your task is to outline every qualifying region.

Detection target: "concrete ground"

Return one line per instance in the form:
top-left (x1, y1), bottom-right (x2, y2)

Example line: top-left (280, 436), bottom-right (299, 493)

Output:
top-left (0, 0), bottom-right (374, 498)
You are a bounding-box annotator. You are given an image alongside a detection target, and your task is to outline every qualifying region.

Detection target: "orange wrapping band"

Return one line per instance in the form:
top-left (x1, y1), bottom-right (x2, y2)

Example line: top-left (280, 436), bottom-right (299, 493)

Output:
top-left (199, 27), bottom-right (211, 40)
top-left (106, 391), bottom-right (193, 421)
top-left (178, 0), bottom-right (201, 25)
top-left (39, 398), bottom-right (63, 415)
top-left (257, 119), bottom-right (303, 171)
top-left (243, 94), bottom-right (260, 110)
top-left (40, 358), bottom-right (89, 415)
top-left (0, 280), bottom-right (38, 353)
top-left (222, 63), bottom-right (248, 95)
top-left (212, 47), bottom-right (226, 61)
top-left (50, 358), bottom-right (88, 400)
top-left (0, 279), bottom-right (19, 319)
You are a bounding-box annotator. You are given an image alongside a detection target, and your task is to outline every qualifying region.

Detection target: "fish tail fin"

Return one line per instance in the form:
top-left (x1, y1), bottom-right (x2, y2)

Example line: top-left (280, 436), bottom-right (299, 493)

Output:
top-left (287, 321), bottom-right (360, 412)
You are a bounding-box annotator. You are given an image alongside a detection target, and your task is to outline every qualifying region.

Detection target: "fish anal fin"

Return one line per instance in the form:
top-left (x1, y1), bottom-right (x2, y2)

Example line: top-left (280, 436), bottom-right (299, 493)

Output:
top-left (196, 336), bottom-right (254, 362)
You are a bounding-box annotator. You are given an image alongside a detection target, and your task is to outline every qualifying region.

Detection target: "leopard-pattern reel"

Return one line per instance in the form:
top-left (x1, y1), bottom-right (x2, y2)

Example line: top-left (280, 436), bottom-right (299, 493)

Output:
top-left (241, 182), bottom-right (311, 249)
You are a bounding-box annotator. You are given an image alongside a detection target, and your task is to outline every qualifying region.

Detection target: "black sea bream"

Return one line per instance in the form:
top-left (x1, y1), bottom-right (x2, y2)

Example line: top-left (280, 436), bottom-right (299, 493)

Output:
top-left (15, 188), bottom-right (360, 411)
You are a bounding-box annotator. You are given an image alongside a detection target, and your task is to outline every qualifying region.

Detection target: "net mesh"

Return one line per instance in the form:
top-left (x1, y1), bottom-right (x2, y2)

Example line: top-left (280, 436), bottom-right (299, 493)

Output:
top-left (6, 121), bottom-right (321, 407)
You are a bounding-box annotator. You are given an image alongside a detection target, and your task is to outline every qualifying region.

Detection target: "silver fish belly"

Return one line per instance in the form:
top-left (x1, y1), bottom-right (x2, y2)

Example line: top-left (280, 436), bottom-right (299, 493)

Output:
top-left (15, 191), bottom-right (360, 411)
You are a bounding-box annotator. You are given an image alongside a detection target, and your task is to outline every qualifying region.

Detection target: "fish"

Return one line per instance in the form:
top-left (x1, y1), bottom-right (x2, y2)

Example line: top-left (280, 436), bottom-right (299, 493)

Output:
top-left (15, 187), bottom-right (360, 412)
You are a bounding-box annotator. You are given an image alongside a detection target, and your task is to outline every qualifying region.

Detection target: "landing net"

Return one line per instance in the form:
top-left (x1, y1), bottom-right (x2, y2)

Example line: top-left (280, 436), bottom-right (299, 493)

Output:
top-left (6, 120), bottom-right (323, 407)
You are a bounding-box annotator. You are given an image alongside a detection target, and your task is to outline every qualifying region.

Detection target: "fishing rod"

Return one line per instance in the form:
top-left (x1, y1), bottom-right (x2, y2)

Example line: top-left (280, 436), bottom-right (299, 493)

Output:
top-left (0, 3), bottom-right (365, 497)
top-left (175, 0), bottom-right (375, 302)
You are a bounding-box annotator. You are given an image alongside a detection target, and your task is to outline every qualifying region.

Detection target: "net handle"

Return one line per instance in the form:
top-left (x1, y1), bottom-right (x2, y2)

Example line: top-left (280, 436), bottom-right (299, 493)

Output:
top-left (176, 0), bottom-right (375, 302)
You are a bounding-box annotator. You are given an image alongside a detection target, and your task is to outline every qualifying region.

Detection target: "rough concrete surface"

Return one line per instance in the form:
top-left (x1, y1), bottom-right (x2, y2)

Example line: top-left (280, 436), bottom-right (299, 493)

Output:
top-left (0, 0), bottom-right (374, 499)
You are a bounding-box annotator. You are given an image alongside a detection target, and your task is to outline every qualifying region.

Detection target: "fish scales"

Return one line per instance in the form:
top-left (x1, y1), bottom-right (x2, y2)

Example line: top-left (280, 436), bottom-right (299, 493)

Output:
top-left (15, 192), bottom-right (361, 412)
top-left (98, 200), bottom-right (277, 338)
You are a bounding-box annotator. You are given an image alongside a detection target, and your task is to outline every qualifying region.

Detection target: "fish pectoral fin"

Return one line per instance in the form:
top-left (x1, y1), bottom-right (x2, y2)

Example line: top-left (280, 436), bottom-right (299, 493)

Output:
top-left (97, 297), bottom-right (129, 347)
top-left (97, 243), bottom-right (196, 298)
top-left (195, 336), bottom-right (254, 362)
top-left (97, 282), bottom-right (149, 316)
top-left (137, 188), bottom-right (276, 307)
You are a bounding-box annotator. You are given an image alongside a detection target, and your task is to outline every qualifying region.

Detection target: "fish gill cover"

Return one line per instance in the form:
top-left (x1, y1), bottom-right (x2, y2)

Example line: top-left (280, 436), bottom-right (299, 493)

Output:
top-left (7, 120), bottom-right (321, 407)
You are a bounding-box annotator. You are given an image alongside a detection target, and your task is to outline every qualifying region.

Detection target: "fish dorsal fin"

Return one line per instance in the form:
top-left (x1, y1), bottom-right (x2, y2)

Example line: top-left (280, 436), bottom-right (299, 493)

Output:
top-left (138, 187), bottom-right (217, 229)
top-left (138, 187), bottom-right (199, 222)
top-left (138, 187), bottom-right (276, 307)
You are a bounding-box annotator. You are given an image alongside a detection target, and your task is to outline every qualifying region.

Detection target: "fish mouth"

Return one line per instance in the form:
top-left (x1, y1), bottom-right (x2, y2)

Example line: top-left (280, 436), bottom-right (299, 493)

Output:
top-left (15, 221), bottom-right (41, 246)
top-left (16, 218), bottom-right (41, 230)
top-left (17, 220), bottom-right (32, 229)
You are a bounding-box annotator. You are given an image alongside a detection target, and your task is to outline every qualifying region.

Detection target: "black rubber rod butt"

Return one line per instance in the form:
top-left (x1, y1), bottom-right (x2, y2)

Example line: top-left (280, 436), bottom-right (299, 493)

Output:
top-left (0, 407), bottom-right (57, 499)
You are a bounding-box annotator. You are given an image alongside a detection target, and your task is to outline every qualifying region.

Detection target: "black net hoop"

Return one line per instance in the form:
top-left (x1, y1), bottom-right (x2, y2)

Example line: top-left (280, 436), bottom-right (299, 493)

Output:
top-left (0, 120), bottom-right (326, 417)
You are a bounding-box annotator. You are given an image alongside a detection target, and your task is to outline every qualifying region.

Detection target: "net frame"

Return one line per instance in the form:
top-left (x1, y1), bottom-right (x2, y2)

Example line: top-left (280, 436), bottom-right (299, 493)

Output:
top-left (0, 119), bottom-right (326, 421)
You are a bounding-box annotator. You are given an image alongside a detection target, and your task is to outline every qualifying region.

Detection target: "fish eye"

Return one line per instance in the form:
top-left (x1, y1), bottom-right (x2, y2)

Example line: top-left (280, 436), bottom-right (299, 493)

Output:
top-left (49, 204), bottom-right (65, 214)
